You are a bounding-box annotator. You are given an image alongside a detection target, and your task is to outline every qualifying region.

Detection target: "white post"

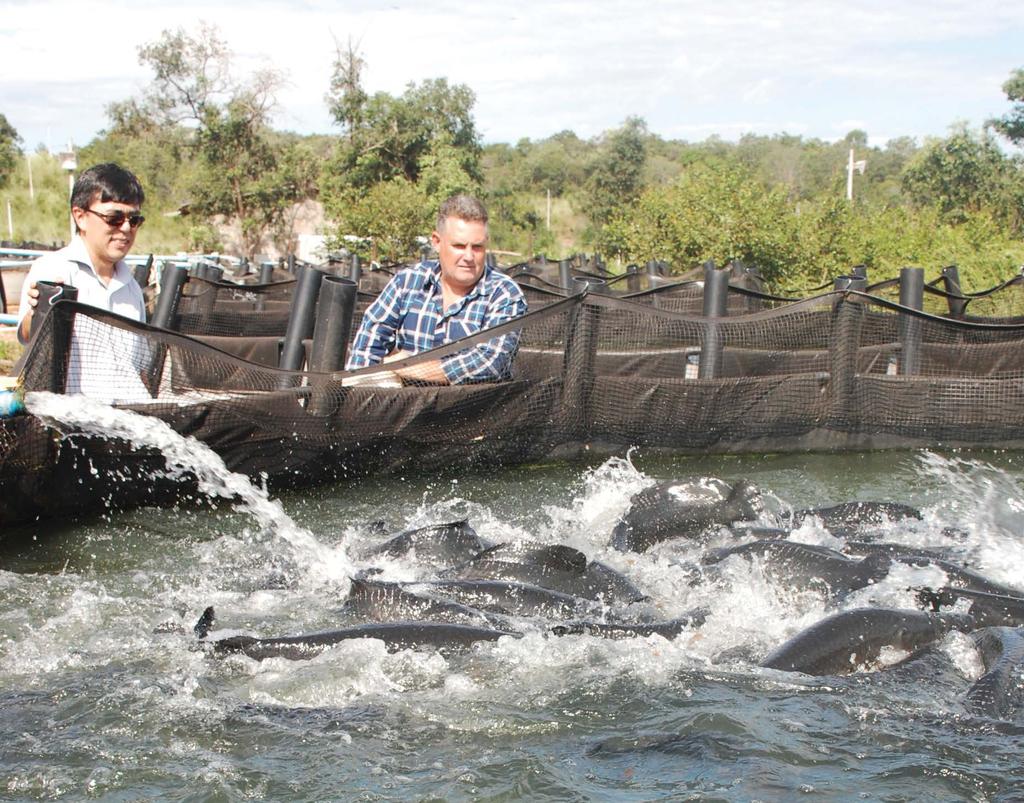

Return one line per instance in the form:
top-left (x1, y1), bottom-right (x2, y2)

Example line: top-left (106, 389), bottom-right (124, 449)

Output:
top-left (26, 153), bottom-right (34, 200)
top-left (846, 148), bottom-right (854, 201)
top-left (61, 143), bottom-right (77, 242)
top-left (6, 199), bottom-right (12, 239)
top-left (546, 188), bottom-right (551, 230)
top-left (68, 172), bottom-right (75, 240)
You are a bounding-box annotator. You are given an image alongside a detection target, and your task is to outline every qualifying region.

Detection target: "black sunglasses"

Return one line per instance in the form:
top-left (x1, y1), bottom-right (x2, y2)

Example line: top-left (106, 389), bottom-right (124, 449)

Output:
top-left (83, 208), bottom-right (146, 229)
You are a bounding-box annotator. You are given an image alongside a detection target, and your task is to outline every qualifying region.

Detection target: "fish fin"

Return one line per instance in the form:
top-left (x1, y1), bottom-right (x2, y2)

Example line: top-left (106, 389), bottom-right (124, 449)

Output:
top-left (914, 586), bottom-right (958, 612)
top-left (194, 606), bottom-right (215, 640)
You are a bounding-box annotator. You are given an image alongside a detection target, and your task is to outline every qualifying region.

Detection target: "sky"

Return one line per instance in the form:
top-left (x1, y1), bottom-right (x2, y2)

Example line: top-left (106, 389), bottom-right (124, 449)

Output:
top-left (2, 0), bottom-right (1023, 154)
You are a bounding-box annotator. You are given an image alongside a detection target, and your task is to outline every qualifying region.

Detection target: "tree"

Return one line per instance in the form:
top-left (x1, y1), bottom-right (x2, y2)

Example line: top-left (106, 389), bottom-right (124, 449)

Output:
top-left (581, 116), bottom-right (648, 238)
top-left (991, 67), bottom-right (1024, 145)
top-left (0, 113), bottom-right (21, 190)
top-left (113, 24), bottom-right (310, 257)
top-left (901, 124), bottom-right (1023, 231)
top-left (599, 161), bottom-right (796, 282)
top-left (321, 42), bottom-right (482, 258)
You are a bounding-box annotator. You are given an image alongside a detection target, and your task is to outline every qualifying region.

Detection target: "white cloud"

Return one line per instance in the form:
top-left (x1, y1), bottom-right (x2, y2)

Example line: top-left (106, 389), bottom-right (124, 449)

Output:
top-left (1, 0), bottom-right (1022, 151)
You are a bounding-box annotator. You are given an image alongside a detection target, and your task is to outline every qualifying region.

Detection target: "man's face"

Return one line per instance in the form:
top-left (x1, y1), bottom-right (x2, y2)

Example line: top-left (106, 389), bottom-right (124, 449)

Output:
top-left (71, 195), bottom-right (141, 269)
top-left (431, 216), bottom-right (487, 297)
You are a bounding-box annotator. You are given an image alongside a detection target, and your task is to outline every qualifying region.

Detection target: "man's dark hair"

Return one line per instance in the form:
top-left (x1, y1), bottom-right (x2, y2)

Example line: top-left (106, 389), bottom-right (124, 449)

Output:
top-left (71, 163), bottom-right (145, 213)
top-left (436, 194), bottom-right (488, 233)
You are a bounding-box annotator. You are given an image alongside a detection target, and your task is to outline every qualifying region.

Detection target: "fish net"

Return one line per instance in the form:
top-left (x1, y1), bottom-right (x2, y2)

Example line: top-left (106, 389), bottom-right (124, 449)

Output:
top-left (6, 271), bottom-right (1024, 523)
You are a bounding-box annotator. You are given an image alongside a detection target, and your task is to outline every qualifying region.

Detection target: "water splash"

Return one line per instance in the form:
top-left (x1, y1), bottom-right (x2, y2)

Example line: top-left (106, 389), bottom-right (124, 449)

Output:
top-left (25, 391), bottom-right (355, 584)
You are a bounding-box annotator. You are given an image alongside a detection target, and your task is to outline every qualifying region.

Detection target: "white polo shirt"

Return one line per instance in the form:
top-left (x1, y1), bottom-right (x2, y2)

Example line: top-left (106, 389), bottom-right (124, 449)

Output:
top-left (17, 236), bottom-right (146, 332)
top-left (17, 237), bottom-right (152, 403)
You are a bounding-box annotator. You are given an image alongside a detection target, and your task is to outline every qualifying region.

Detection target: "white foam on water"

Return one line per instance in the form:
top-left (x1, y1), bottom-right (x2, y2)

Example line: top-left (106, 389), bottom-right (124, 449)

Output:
top-left (541, 454), bottom-right (651, 553)
top-left (25, 391), bottom-right (355, 586)
top-left (914, 451), bottom-right (1024, 587)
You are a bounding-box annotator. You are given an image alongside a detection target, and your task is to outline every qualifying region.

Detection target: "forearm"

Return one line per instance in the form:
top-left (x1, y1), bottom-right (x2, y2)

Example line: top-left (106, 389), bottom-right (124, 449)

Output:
top-left (383, 351), bottom-right (450, 384)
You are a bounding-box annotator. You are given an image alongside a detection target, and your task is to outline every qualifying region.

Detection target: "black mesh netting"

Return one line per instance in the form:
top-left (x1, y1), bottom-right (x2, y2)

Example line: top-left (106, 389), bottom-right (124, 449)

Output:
top-left (6, 275), bottom-right (1024, 525)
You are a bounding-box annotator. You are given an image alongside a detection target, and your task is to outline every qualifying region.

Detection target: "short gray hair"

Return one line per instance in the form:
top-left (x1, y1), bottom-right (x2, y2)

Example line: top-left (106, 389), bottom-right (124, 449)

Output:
top-left (436, 194), bottom-right (488, 233)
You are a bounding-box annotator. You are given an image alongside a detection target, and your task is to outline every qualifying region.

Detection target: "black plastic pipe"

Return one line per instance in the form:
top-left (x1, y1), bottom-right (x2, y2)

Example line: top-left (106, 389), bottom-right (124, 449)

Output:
top-left (561, 284), bottom-right (602, 440)
top-left (44, 294), bottom-right (78, 393)
top-left (151, 264), bottom-right (190, 330)
top-left (941, 265), bottom-right (968, 318)
top-left (698, 263), bottom-right (729, 379)
top-left (349, 254), bottom-right (361, 284)
top-left (829, 274), bottom-right (868, 428)
top-left (133, 254), bottom-right (154, 289)
top-left (259, 262), bottom-right (274, 285)
top-left (279, 264), bottom-right (326, 371)
top-left (898, 267), bottom-right (924, 376)
top-left (30, 281), bottom-right (78, 341)
top-left (309, 276), bottom-right (358, 373)
top-left (626, 264), bottom-right (640, 293)
top-left (559, 259), bottom-right (573, 291)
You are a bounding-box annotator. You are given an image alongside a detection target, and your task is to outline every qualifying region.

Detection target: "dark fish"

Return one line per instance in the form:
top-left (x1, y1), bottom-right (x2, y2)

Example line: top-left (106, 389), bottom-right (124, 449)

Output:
top-left (727, 524), bottom-right (793, 540)
top-left (760, 607), bottom-right (975, 676)
top-left (550, 609), bottom-right (708, 639)
top-left (892, 555), bottom-right (1023, 597)
top-left (918, 586), bottom-right (1024, 628)
top-left (964, 626), bottom-right (1024, 719)
top-left (445, 543), bottom-right (646, 603)
top-left (843, 541), bottom-right (963, 563)
top-left (411, 579), bottom-right (604, 620)
top-left (586, 731), bottom-right (740, 758)
top-left (791, 501), bottom-right (922, 531)
top-left (339, 577), bottom-right (507, 628)
top-left (361, 519), bottom-right (491, 567)
top-left (702, 540), bottom-right (892, 596)
top-left (611, 477), bottom-right (762, 553)
top-left (205, 617), bottom-right (520, 661)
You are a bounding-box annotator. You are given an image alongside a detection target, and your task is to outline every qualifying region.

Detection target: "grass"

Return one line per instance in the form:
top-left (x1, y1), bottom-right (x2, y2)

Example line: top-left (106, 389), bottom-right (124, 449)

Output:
top-left (0, 332), bottom-right (23, 376)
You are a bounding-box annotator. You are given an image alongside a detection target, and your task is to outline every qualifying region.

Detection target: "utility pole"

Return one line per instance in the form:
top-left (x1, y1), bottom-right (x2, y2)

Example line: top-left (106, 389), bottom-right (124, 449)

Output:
top-left (846, 148), bottom-right (866, 201)
top-left (60, 142), bottom-right (77, 242)
top-left (546, 189), bottom-right (551, 230)
top-left (26, 152), bottom-right (34, 199)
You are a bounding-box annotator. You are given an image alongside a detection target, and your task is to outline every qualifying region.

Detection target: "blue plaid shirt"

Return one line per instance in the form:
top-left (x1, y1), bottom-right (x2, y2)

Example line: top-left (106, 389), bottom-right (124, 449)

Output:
top-left (346, 261), bottom-right (528, 383)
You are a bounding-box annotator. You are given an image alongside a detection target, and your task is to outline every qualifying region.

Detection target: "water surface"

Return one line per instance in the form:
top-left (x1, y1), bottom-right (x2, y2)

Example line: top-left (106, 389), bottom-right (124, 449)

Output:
top-left (3, 397), bottom-right (1024, 801)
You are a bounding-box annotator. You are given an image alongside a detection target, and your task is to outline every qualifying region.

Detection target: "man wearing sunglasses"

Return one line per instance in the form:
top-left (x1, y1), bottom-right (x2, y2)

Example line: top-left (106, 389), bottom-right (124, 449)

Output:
top-left (17, 162), bottom-right (147, 345)
top-left (16, 162), bottom-right (154, 403)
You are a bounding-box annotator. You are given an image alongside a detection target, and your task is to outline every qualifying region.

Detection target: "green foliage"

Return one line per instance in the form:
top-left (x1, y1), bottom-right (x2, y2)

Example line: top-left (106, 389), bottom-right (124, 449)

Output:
top-left (599, 160), bottom-right (1024, 293)
top-left (599, 162), bottom-right (796, 282)
top-left (901, 125), bottom-right (1023, 231)
top-left (991, 67), bottom-right (1024, 145)
top-left (0, 113), bottom-right (21, 190)
top-left (321, 44), bottom-right (482, 258)
top-left (485, 188), bottom-right (554, 258)
top-left (9, 48), bottom-right (1021, 291)
top-left (1, 151), bottom-right (76, 247)
top-left (112, 23), bottom-right (309, 257)
top-left (329, 177), bottom-right (429, 262)
top-left (580, 116), bottom-right (648, 239)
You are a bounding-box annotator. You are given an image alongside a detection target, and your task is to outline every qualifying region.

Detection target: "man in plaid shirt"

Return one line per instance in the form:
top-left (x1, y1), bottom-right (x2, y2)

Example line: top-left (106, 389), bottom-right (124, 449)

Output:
top-left (346, 195), bottom-right (527, 384)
